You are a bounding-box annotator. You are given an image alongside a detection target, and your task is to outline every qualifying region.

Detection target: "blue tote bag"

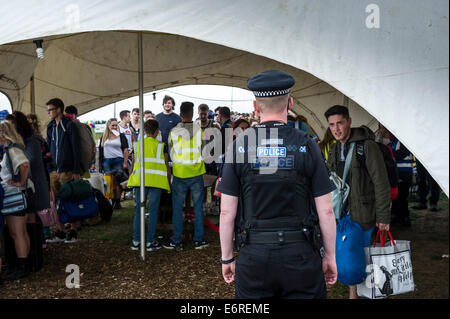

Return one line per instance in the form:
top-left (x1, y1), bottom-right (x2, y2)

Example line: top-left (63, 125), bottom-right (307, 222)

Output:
top-left (336, 213), bottom-right (369, 286)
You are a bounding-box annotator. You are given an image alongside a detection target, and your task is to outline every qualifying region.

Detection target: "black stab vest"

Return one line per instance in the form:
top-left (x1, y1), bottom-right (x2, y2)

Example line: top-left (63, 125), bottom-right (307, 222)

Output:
top-left (234, 122), bottom-right (318, 245)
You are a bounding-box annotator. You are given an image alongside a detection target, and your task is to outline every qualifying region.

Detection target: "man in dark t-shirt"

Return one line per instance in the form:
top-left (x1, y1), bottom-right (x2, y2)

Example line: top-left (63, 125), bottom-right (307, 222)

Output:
top-left (155, 95), bottom-right (181, 151)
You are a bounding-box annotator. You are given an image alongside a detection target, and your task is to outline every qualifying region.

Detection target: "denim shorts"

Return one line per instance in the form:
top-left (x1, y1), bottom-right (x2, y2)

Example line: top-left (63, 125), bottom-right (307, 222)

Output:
top-left (103, 157), bottom-right (123, 174)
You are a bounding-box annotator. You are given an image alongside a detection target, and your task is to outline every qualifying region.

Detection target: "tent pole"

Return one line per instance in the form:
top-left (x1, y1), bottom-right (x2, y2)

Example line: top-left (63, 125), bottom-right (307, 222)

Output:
top-left (30, 75), bottom-right (35, 114)
top-left (138, 32), bottom-right (145, 261)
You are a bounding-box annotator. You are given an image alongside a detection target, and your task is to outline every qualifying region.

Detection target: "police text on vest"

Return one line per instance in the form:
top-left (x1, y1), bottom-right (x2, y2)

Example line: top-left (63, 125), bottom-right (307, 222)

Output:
top-left (257, 147), bottom-right (286, 157)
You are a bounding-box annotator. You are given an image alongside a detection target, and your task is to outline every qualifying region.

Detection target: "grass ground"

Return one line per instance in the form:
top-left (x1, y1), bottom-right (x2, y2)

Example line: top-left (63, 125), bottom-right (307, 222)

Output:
top-left (0, 194), bottom-right (448, 299)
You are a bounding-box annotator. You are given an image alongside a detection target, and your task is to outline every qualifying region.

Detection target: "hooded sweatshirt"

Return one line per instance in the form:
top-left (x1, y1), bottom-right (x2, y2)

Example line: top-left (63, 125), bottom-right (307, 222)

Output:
top-left (328, 125), bottom-right (391, 230)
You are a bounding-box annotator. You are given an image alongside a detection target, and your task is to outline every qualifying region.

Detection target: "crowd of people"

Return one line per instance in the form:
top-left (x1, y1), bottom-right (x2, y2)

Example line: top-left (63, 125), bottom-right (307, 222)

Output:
top-left (0, 85), bottom-right (442, 297)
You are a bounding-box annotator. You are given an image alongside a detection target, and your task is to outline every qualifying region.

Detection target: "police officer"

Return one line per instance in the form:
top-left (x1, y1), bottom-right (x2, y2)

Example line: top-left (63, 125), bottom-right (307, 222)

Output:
top-left (217, 70), bottom-right (338, 299)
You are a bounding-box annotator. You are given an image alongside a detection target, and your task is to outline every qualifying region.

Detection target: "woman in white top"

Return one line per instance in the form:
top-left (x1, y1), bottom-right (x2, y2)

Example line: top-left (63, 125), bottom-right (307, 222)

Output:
top-left (0, 122), bottom-right (34, 281)
top-left (98, 118), bottom-right (129, 208)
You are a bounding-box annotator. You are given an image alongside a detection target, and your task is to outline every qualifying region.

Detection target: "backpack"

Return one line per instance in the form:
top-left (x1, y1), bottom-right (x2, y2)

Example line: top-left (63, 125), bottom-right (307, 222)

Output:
top-left (58, 179), bottom-right (94, 201)
top-left (355, 141), bottom-right (399, 200)
top-left (57, 193), bottom-right (98, 223)
top-left (73, 121), bottom-right (96, 174)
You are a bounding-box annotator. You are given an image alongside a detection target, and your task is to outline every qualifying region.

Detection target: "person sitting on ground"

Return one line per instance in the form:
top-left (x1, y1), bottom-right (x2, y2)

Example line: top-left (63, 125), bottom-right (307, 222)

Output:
top-left (98, 118), bottom-right (129, 209)
top-left (127, 119), bottom-right (171, 251)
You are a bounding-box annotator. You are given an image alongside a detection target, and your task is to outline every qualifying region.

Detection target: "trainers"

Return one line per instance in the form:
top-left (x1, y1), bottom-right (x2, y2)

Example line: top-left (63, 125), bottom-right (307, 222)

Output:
top-left (64, 230), bottom-right (78, 243)
top-left (429, 203), bottom-right (438, 212)
top-left (194, 240), bottom-right (209, 250)
top-left (162, 240), bottom-right (183, 251)
top-left (146, 240), bottom-right (162, 252)
top-left (131, 241), bottom-right (140, 251)
top-left (46, 230), bottom-right (66, 243)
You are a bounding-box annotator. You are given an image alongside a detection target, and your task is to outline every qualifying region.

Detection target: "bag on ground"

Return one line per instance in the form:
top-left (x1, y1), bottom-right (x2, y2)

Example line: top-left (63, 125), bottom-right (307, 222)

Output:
top-left (37, 201), bottom-right (58, 227)
top-left (357, 230), bottom-right (414, 299)
top-left (103, 174), bottom-right (115, 200)
top-left (93, 187), bottom-right (113, 222)
top-left (57, 193), bottom-right (98, 223)
top-left (336, 213), bottom-right (367, 286)
top-left (58, 179), bottom-right (93, 201)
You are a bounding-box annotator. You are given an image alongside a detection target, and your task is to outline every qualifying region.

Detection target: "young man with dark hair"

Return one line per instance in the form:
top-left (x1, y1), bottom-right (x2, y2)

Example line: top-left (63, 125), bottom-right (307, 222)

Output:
top-left (155, 95), bottom-right (181, 149)
top-left (131, 108), bottom-right (140, 137)
top-left (325, 104), bottom-right (391, 299)
top-left (45, 98), bottom-right (82, 243)
top-left (164, 101), bottom-right (208, 251)
top-left (118, 110), bottom-right (134, 169)
top-left (216, 106), bottom-right (232, 159)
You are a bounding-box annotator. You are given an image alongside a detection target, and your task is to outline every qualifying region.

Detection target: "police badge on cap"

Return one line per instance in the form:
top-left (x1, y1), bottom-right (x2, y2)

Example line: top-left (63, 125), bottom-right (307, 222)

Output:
top-left (248, 70), bottom-right (295, 97)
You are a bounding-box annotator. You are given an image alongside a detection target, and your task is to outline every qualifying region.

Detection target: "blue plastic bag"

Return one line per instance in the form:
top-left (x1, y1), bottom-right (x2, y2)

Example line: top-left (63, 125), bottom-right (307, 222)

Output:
top-left (57, 194), bottom-right (98, 223)
top-left (336, 213), bottom-right (367, 286)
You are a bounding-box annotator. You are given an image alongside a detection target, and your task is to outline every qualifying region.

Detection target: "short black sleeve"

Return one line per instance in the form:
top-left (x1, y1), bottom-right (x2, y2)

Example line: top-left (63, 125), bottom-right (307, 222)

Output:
top-left (305, 139), bottom-right (336, 197)
top-left (216, 142), bottom-right (240, 197)
top-left (119, 133), bottom-right (128, 151)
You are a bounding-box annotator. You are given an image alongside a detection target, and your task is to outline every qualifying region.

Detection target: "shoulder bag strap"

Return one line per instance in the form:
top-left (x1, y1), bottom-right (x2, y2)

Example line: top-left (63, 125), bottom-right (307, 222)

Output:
top-left (342, 142), bottom-right (355, 184)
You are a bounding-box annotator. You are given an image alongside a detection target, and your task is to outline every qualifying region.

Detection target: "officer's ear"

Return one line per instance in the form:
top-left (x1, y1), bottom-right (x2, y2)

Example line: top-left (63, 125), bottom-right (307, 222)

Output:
top-left (287, 97), bottom-right (293, 111)
top-left (253, 100), bottom-right (262, 115)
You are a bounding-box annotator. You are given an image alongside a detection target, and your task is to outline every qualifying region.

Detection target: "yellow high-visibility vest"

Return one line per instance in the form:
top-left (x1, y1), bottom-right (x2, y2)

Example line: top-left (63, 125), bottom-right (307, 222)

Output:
top-left (127, 137), bottom-right (170, 191)
top-left (170, 128), bottom-right (206, 178)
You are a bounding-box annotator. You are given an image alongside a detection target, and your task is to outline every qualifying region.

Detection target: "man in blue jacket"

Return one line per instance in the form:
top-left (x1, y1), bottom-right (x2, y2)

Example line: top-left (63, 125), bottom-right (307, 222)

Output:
top-left (45, 98), bottom-right (81, 244)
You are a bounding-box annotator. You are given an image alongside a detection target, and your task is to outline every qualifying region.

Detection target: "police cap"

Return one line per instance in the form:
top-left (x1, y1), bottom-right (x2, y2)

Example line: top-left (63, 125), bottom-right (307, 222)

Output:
top-left (248, 70), bottom-right (295, 98)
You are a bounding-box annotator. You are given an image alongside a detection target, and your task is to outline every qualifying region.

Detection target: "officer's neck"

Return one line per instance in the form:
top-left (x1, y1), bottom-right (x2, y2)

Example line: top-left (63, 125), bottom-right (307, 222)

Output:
top-left (259, 114), bottom-right (287, 124)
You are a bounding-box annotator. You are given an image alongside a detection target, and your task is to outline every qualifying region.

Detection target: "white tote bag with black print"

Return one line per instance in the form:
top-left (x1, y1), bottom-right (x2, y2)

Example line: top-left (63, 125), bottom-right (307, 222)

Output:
top-left (357, 230), bottom-right (415, 299)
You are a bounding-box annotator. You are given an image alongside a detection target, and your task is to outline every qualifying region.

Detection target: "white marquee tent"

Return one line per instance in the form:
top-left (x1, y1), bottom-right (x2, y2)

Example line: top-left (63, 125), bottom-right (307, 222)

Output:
top-left (0, 0), bottom-right (448, 196)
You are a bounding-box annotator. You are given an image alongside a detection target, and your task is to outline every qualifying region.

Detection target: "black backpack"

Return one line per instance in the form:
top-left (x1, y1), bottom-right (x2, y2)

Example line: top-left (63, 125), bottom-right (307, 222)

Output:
top-left (355, 141), bottom-right (399, 189)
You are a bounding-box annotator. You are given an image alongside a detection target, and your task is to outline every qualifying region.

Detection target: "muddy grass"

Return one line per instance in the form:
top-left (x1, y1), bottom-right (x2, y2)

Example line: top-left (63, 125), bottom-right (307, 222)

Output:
top-left (0, 197), bottom-right (448, 299)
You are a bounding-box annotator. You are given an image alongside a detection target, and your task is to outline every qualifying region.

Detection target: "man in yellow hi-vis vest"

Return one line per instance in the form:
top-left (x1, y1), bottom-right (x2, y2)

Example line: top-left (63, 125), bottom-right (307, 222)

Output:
top-left (163, 102), bottom-right (208, 251)
top-left (127, 119), bottom-right (171, 252)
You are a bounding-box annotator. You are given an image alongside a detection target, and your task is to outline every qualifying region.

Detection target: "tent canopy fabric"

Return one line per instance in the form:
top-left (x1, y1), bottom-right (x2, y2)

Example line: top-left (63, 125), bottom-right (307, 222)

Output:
top-left (0, 0), bottom-right (448, 195)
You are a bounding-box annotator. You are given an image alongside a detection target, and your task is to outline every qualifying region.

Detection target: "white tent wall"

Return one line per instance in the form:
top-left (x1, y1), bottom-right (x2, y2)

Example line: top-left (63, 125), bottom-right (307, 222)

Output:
top-left (16, 31), bottom-right (370, 137)
top-left (0, 0), bottom-right (448, 195)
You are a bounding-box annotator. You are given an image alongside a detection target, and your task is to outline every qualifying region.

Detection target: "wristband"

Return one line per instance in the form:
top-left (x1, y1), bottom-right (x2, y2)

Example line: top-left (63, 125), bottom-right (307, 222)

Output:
top-left (220, 257), bottom-right (235, 264)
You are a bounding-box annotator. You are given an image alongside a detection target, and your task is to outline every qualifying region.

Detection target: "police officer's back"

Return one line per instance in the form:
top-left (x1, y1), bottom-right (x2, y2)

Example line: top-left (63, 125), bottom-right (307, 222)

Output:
top-left (217, 70), bottom-right (338, 299)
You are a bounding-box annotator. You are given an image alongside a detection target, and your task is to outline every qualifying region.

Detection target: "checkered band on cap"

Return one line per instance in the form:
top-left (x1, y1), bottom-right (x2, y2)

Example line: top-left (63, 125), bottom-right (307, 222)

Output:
top-left (252, 88), bottom-right (291, 97)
